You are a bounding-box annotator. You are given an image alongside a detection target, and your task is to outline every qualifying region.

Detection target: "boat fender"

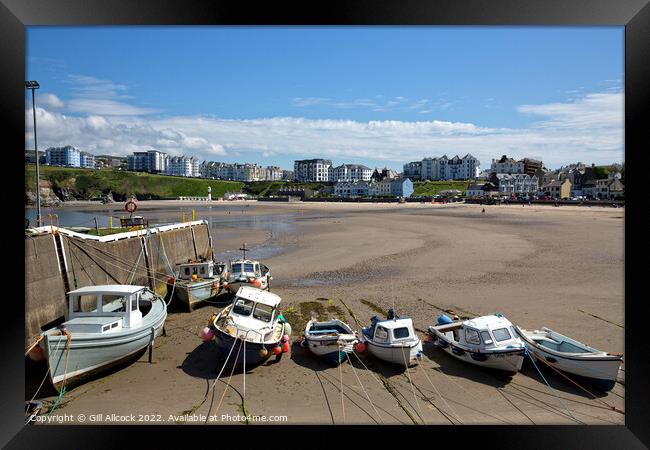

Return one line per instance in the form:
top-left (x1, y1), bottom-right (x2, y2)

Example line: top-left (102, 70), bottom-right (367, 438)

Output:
top-left (167, 276), bottom-right (175, 285)
top-left (272, 346), bottom-right (283, 355)
top-left (259, 348), bottom-right (269, 358)
top-left (354, 342), bottom-right (367, 353)
top-left (207, 312), bottom-right (217, 327)
top-left (191, 274), bottom-right (198, 281)
top-left (282, 334), bottom-right (290, 343)
top-left (28, 345), bottom-right (45, 362)
top-left (283, 322), bottom-right (292, 336)
top-left (282, 342), bottom-right (291, 353)
top-left (436, 314), bottom-right (453, 325)
top-left (200, 327), bottom-right (215, 341)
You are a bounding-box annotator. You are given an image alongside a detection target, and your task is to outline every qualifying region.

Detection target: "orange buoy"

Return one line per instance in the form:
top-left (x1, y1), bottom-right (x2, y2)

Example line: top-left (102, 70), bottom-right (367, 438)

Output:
top-left (354, 342), bottom-right (367, 353)
top-left (28, 345), bottom-right (45, 361)
top-left (272, 345), bottom-right (282, 355)
top-left (282, 342), bottom-right (290, 353)
top-left (167, 276), bottom-right (175, 284)
top-left (251, 279), bottom-right (262, 288)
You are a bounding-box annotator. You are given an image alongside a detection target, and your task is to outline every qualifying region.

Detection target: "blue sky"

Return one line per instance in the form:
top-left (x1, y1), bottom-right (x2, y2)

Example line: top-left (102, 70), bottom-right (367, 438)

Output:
top-left (26, 27), bottom-right (624, 171)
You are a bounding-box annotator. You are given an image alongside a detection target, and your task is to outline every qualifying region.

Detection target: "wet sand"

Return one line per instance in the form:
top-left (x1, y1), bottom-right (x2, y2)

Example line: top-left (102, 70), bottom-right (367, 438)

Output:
top-left (30, 201), bottom-right (625, 425)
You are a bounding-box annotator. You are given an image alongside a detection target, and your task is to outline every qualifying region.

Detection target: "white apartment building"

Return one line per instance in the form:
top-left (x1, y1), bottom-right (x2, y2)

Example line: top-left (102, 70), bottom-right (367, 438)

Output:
top-left (490, 155), bottom-right (525, 174)
top-left (127, 150), bottom-right (167, 173)
top-left (409, 154), bottom-right (480, 181)
top-left (265, 166), bottom-right (283, 181)
top-left (294, 159), bottom-right (332, 182)
top-left (493, 173), bottom-right (539, 194)
top-left (166, 156), bottom-right (199, 177)
top-left (331, 164), bottom-right (372, 182)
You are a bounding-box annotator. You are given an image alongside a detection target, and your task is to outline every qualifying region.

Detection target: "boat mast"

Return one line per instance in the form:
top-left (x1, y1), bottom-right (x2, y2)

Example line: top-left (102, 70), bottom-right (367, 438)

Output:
top-left (239, 242), bottom-right (249, 260)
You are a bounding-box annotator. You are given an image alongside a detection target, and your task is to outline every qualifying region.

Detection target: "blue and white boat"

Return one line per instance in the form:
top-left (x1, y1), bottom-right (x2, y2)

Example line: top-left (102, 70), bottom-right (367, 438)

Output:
top-left (427, 313), bottom-right (525, 374)
top-left (303, 319), bottom-right (358, 365)
top-left (361, 309), bottom-right (422, 367)
top-left (209, 286), bottom-right (290, 369)
top-left (515, 326), bottom-right (623, 391)
top-left (35, 285), bottom-right (167, 391)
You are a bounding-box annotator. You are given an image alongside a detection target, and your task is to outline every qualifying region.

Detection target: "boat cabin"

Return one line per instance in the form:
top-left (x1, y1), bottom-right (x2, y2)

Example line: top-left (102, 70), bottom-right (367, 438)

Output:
top-left (178, 260), bottom-right (215, 280)
top-left (366, 316), bottom-right (417, 345)
top-left (436, 314), bottom-right (522, 349)
top-left (230, 260), bottom-right (269, 279)
top-left (65, 285), bottom-right (154, 333)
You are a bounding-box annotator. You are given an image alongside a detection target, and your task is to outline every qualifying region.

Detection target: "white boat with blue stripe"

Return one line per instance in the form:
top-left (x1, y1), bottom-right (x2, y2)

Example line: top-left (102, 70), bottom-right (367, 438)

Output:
top-left (514, 326), bottom-right (623, 391)
top-left (427, 313), bottom-right (525, 374)
top-left (303, 319), bottom-right (358, 365)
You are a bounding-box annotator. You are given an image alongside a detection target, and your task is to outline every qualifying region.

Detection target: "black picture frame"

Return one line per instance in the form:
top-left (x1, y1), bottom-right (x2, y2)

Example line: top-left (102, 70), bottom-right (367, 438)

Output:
top-left (3, 0), bottom-right (648, 447)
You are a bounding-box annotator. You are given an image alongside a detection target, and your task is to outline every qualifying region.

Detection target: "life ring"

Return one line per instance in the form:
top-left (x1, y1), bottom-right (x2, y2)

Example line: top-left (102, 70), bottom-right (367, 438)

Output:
top-left (125, 200), bottom-right (138, 213)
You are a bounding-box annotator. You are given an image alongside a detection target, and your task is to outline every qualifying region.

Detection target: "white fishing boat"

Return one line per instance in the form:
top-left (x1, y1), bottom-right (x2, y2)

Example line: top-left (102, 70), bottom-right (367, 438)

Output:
top-left (360, 309), bottom-right (422, 368)
top-left (169, 259), bottom-right (226, 310)
top-left (31, 285), bottom-right (167, 391)
top-left (302, 319), bottom-right (358, 365)
top-left (206, 286), bottom-right (291, 368)
top-left (427, 314), bottom-right (525, 373)
top-left (223, 244), bottom-right (272, 293)
top-left (514, 326), bottom-right (623, 391)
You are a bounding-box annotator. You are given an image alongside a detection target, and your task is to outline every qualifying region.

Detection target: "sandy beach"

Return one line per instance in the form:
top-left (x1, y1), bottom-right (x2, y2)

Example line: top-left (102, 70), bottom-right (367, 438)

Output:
top-left (29, 201), bottom-right (625, 425)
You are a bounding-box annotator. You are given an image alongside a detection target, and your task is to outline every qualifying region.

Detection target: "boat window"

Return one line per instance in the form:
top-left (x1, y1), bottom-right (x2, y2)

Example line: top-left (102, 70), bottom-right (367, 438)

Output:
top-left (465, 328), bottom-right (481, 345)
top-left (231, 263), bottom-right (242, 273)
top-left (200, 266), bottom-right (206, 275)
top-left (374, 326), bottom-right (389, 342)
top-left (393, 327), bottom-right (410, 339)
top-left (232, 298), bottom-right (254, 316)
top-left (193, 267), bottom-right (198, 275)
top-left (480, 331), bottom-right (493, 345)
top-left (131, 294), bottom-right (139, 312)
top-left (492, 327), bottom-right (512, 342)
top-left (253, 303), bottom-right (274, 322)
top-left (101, 294), bottom-right (127, 313)
top-left (244, 263), bottom-right (255, 273)
top-left (72, 294), bottom-right (98, 313)
top-left (184, 267), bottom-right (190, 276)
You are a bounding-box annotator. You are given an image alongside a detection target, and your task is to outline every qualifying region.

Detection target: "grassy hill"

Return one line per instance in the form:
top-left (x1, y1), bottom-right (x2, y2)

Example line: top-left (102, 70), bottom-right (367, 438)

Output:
top-left (413, 180), bottom-right (471, 196)
top-left (25, 165), bottom-right (243, 200)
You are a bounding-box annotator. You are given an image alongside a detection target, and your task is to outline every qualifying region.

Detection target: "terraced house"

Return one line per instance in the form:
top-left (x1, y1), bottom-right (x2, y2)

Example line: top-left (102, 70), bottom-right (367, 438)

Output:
top-left (404, 154), bottom-right (480, 181)
top-left (491, 173), bottom-right (539, 195)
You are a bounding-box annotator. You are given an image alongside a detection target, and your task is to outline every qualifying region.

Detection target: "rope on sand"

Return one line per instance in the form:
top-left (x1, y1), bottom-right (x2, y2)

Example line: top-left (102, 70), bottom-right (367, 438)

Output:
top-left (345, 352), bottom-right (383, 424)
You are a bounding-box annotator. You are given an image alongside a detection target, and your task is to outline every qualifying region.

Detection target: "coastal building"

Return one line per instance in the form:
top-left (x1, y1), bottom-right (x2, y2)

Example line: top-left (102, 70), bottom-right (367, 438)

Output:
top-left (294, 159), bottom-right (333, 182)
top-left (265, 166), bottom-right (283, 181)
top-left (540, 179), bottom-right (572, 199)
top-left (387, 178), bottom-right (413, 197)
top-left (466, 182), bottom-right (498, 198)
top-left (80, 152), bottom-right (96, 169)
top-left (490, 155), bottom-right (524, 174)
top-left (96, 155), bottom-right (127, 170)
top-left (335, 178), bottom-right (413, 198)
top-left (521, 158), bottom-right (544, 176)
top-left (127, 150), bottom-right (168, 173)
top-left (45, 145), bottom-right (81, 167)
top-left (406, 154), bottom-right (480, 181)
top-left (281, 170), bottom-right (294, 180)
top-left (492, 173), bottom-right (539, 195)
top-left (334, 180), bottom-right (371, 198)
top-left (278, 186), bottom-right (314, 199)
top-left (166, 156), bottom-right (200, 177)
top-left (403, 161), bottom-right (422, 180)
top-left (331, 164), bottom-right (372, 182)
top-left (25, 149), bottom-right (46, 165)
top-left (371, 168), bottom-right (399, 182)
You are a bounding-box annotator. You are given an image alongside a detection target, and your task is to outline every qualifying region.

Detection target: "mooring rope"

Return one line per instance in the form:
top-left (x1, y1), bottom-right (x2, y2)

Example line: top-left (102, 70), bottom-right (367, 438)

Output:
top-left (401, 347), bottom-right (425, 424)
top-left (204, 338), bottom-right (244, 425)
top-left (525, 349), bottom-right (579, 423)
top-left (416, 363), bottom-right (462, 424)
top-left (345, 352), bottom-right (383, 424)
top-left (338, 344), bottom-right (345, 423)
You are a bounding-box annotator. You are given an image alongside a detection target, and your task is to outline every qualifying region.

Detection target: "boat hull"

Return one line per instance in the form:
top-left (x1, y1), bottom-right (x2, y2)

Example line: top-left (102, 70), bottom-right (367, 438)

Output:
top-left (305, 338), bottom-right (355, 365)
top-left (41, 301), bottom-right (167, 391)
top-left (516, 332), bottom-right (622, 391)
top-left (173, 279), bottom-right (220, 311)
top-left (226, 277), bottom-right (269, 293)
top-left (431, 334), bottom-right (524, 373)
top-left (366, 340), bottom-right (422, 368)
top-left (213, 326), bottom-right (283, 369)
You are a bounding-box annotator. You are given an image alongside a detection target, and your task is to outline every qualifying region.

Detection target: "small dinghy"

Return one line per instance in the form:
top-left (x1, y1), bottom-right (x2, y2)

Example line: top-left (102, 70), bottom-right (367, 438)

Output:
top-left (302, 319), bottom-right (358, 365)
top-left (427, 313), bottom-right (525, 373)
top-left (205, 286), bottom-right (291, 369)
top-left (360, 309), bottom-right (422, 368)
top-left (31, 285), bottom-right (167, 391)
top-left (514, 326), bottom-right (623, 391)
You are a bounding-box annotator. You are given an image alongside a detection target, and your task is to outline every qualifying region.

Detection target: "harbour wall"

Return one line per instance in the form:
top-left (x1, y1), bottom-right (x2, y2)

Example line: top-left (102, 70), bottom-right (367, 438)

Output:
top-left (24, 221), bottom-right (212, 348)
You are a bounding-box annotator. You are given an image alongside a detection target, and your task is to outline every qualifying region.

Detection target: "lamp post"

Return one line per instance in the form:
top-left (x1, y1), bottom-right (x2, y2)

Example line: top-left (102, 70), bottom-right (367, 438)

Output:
top-left (26, 80), bottom-right (41, 226)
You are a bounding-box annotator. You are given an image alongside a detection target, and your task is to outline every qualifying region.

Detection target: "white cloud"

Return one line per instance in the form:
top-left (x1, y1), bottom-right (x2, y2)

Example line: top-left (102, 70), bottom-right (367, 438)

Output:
top-left (38, 93), bottom-right (65, 109)
top-left (25, 91), bottom-right (623, 168)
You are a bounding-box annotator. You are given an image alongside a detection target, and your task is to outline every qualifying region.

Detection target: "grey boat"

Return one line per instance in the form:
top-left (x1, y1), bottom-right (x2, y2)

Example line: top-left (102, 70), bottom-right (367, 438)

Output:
top-left (170, 260), bottom-right (226, 310)
top-left (37, 285), bottom-right (167, 391)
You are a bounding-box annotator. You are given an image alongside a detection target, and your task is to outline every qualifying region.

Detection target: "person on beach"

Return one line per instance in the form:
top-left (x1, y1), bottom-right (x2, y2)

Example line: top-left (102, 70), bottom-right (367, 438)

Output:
top-left (482, 208), bottom-right (486, 214)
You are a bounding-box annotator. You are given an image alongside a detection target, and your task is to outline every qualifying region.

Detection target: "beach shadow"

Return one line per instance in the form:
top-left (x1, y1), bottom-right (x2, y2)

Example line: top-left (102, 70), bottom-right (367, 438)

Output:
top-left (289, 342), bottom-right (346, 371)
top-left (518, 358), bottom-right (612, 399)
top-left (420, 342), bottom-right (514, 388)
top-left (180, 340), bottom-right (272, 379)
top-left (25, 347), bottom-right (149, 400)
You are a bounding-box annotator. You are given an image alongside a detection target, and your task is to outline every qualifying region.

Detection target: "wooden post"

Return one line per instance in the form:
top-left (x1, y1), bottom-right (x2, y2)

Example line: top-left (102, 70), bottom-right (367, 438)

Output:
top-left (148, 344), bottom-right (153, 363)
top-left (191, 209), bottom-right (195, 221)
top-left (94, 217), bottom-right (99, 235)
top-left (109, 216), bottom-right (113, 229)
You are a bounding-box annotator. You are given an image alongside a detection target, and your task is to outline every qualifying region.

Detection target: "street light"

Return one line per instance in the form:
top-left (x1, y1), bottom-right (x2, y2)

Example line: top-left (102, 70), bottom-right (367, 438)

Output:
top-left (25, 80), bottom-right (41, 226)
